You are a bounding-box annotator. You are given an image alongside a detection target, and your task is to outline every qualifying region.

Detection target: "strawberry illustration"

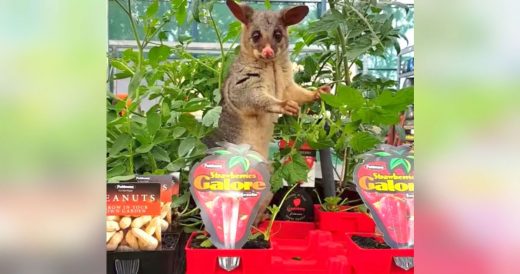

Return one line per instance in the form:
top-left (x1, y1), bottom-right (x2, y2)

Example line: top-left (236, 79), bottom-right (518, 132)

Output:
top-left (354, 145), bottom-right (414, 248)
top-left (293, 198), bottom-right (301, 207)
top-left (189, 143), bottom-right (270, 249)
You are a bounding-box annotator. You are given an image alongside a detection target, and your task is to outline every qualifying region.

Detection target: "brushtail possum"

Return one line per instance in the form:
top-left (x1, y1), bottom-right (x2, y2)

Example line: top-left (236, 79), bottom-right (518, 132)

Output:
top-left (206, 0), bottom-right (330, 159)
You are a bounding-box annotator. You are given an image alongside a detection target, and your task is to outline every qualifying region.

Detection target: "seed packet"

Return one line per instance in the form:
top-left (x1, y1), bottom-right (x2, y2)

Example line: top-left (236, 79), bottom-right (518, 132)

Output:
top-left (106, 183), bottom-right (164, 251)
top-left (134, 174), bottom-right (179, 225)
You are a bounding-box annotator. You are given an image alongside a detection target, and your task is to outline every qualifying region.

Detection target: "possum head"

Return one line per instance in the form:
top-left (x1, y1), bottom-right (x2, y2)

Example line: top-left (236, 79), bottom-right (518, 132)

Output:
top-left (226, 0), bottom-right (309, 61)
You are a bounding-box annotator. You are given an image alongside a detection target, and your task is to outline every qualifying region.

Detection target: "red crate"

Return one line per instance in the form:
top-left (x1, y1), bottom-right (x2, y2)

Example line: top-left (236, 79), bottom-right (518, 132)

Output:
top-left (257, 220), bottom-right (315, 240)
top-left (315, 205), bottom-right (376, 239)
top-left (185, 233), bottom-right (273, 274)
top-left (270, 229), bottom-right (351, 274)
top-left (341, 232), bottom-right (414, 274)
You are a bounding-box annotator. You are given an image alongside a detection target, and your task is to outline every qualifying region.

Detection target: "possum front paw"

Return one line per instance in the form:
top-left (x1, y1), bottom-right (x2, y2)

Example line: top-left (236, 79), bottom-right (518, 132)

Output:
top-left (313, 85), bottom-right (332, 100)
top-left (279, 100), bottom-right (300, 116)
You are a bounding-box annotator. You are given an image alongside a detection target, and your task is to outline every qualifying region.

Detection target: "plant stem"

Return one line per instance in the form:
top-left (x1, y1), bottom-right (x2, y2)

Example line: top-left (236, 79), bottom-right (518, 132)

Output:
top-left (125, 118), bottom-right (135, 173)
top-left (126, 0), bottom-right (143, 68)
top-left (208, 11), bottom-right (225, 91)
top-left (147, 151), bottom-right (158, 172)
top-left (265, 183), bottom-right (299, 240)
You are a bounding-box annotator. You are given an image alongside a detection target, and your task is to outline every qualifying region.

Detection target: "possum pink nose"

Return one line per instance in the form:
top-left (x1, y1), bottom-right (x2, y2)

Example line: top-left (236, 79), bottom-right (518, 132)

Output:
top-left (262, 46), bottom-right (274, 58)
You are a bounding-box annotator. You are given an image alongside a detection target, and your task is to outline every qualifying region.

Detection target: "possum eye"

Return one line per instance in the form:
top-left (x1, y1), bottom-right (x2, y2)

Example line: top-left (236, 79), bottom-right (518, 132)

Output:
top-left (251, 31), bottom-right (261, 43)
top-left (273, 30), bottom-right (282, 42)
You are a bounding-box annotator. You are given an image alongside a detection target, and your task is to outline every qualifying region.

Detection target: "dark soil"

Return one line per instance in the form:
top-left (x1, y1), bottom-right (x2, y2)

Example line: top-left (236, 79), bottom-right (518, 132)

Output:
top-left (161, 232), bottom-right (180, 250)
top-left (190, 236), bottom-right (216, 249)
top-left (242, 234), bottom-right (269, 249)
top-left (351, 235), bottom-right (390, 249)
top-left (190, 234), bottom-right (269, 249)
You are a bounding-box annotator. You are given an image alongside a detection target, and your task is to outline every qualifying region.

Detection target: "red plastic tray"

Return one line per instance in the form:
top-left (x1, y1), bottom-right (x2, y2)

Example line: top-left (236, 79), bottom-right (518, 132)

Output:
top-left (257, 220), bottom-right (315, 240)
top-left (314, 205), bottom-right (376, 239)
top-left (258, 221), bottom-right (352, 274)
top-left (185, 232), bottom-right (273, 274)
top-left (341, 232), bottom-right (414, 274)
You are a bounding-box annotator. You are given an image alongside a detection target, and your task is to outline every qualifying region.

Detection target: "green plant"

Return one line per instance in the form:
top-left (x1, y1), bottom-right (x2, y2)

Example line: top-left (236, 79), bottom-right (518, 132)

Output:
top-left (251, 182), bottom-right (299, 241)
top-left (277, 0), bottom-right (413, 193)
top-left (314, 192), bottom-right (367, 213)
top-left (107, 0), bottom-right (243, 182)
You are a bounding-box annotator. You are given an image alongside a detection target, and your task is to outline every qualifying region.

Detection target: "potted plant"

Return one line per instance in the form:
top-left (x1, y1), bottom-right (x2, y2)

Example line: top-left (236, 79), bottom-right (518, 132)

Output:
top-left (184, 180), bottom-right (297, 274)
top-left (340, 145), bottom-right (414, 273)
top-left (313, 195), bottom-right (375, 239)
top-left (342, 232), bottom-right (413, 274)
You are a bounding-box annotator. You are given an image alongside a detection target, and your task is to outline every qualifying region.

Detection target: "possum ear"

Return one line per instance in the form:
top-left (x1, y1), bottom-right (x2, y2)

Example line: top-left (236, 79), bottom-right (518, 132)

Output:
top-left (226, 0), bottom-right (254, 25)
top-left (281, 5), bottom-right (309, 26)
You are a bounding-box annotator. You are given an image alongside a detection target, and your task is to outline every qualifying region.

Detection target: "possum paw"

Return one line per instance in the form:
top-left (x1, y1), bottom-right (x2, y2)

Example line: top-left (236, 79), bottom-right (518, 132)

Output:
top-left (314, 85), bottom-right (331, 100)
top-left (280, 100), bottom-right (300, 116)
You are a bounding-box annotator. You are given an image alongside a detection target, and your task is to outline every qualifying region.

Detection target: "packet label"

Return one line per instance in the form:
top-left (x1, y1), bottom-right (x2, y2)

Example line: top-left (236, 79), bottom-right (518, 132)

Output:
top-left (189, 143), bottom-right (270, 249)
top-left (106, 183), bottom-right (161, 216)
top-left (354, 145), bottom-right (414, 248)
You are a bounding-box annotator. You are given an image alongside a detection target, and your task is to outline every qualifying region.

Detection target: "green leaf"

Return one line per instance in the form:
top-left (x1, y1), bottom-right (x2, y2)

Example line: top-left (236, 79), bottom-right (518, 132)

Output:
top-left (147, 109), bottom-right (161, 136)
top-left (270, 168), bottom-right (284, 192)
top-left (264, 0), bottom-right (271, 10)
top-left (128, 70), bottom-right (143, 97)
top-left (403, 159), bottom-right (412, 173)
top-left (389, 158), bottom-right (411, 173)
top-left (171, 127), bottom-right (186, 138)
top-left (178, 137), bottom-right (196, 157)
top-left (336, 84), bottom-right (365, 110)
top-left (303, 55), bottom-right (318, 76)
top-left (111, 59), bottom-right (133, 74)
top-left (308, 10), bottom-right (344, 33)
top-left (228, 156), bottom-right (243, 170)
top-left (107, 165), bottom-right (127, 179)
top-left (241, 158), bottom-right (250, 171)
top-left (191, 0), bottom-right (201, 22)
top-left (136, 143), bottom-right (154, 154)
top-left (374, 151), bottom-right (391, 157)
top-left (350, 132), bottom-right (380, 153)
top-left (214, 150), bottom-right (231, 155)
top-left (148, 45), bottom-right (171, 65)
top-left (109, 134), bottom-right (132, 156)
top-left (180, 98), bottom-right (209, 112)
top-left (166, 158), bottom-right (186, 171)
top-left (200, 238), bottom-right (213, 248)
top-left (173, 0), bottom-right (188, 25)
top-left (145, 0), bottom-right (159, 19)
top-left (152, 146), bottom-right (170, 162)
top-left (320, 93), bottom-right (343, 108)
top-left (107, 174), bottom-right (136, 183)
top-left (223, 21), bottom-right (241, 42)
top-left (374, 87), bottom-right (414, 112)
top-left (172, 191), bottom-right (190, 208)
top-left (283, 153), bottom-right (309, 184)
top-left (246, 152), bottom-right (263, 163)
top-left (202, 106), bottom-right (222, 128)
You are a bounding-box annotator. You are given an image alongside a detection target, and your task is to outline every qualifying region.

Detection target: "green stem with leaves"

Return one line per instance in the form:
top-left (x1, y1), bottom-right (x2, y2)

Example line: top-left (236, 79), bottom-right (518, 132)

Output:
top-left (264, 182), bottom-right (299, 241)
top-left (208, 11), bottom-right (225, 91)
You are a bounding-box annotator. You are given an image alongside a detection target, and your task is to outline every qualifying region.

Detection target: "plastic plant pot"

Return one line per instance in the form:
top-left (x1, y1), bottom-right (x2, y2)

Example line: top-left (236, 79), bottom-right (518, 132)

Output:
top-left (342, 232), bottom-right (414, 274)
top-left (315, 205), bottom-right (376, 239)
top-left (185, 232), bottom-right (273, 274)
top-left (106, 231), bottom-right (181, 274)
